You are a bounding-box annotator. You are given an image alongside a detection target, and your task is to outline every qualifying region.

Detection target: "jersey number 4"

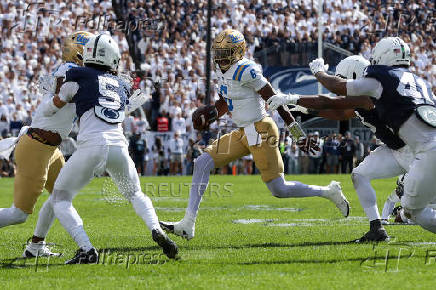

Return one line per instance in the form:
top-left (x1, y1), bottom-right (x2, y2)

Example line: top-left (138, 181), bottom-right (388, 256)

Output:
top-left (396, 71), bottom-right (433, 104)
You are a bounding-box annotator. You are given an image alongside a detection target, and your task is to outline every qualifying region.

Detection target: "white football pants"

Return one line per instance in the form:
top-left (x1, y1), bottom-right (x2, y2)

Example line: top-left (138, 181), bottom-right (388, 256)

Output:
top-left (51, 145), bottom-right (160, 249)
top-left (351, 145), bottom-right (413, 221)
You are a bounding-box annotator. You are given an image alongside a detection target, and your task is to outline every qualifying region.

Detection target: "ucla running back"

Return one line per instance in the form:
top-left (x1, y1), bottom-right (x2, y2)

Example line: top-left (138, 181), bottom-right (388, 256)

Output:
top-left (160, 29), bottom-right (349, 241)
top-left (40, 34), bottom-right (178, 263)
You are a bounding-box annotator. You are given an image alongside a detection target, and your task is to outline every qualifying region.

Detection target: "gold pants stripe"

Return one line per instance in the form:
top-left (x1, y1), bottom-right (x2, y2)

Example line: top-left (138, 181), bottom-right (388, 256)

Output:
top-left (205, 117), bottom-right (283, 182)
top-left (13, 134), bottom-right (65, 214)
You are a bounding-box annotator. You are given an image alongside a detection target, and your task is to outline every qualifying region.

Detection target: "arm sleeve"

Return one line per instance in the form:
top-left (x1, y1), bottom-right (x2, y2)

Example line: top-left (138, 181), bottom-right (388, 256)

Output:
top-left (346, 78), bottom-right (383, 99)
top-left (240, 64), bottom-right (268, 92)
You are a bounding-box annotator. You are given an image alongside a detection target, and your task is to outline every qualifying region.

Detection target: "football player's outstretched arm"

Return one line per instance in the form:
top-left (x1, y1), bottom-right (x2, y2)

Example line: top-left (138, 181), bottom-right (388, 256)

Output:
top-left (258, 83), bottom-right (295, 125)
top-left (41, 82), bottom-right (79, 116)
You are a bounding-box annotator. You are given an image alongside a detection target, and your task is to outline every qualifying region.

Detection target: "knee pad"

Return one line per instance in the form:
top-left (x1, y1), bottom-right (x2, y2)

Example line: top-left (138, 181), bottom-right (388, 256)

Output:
top-left (194, 153), bottom-right (215, 173)
top-left (51, 189), bottom-right (74, 203)
top-left (10, 206), bottom-right (28, 224)
top-left (351, 171), bottom-right (367, 186)
top-left (266, 177), bottom-right (286, 198)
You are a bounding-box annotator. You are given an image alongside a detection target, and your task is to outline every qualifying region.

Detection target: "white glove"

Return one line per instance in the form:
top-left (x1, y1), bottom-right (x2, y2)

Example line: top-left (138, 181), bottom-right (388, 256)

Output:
top-left (289, 105), bottom-right (309, 114)
top-left (58, 82), bottom-right (79, 102)
top-left (126, 89), bottom-right (149, 113)
top-left (309, 58), bottom-right (329, 75)
top-left (267, 93), bottom-right (300, 111)
top-left (38, 75), bottom-right (55, 95)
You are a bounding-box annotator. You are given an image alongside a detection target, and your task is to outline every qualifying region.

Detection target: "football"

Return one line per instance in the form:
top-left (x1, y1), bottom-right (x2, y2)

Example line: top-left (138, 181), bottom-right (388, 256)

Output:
top-left (192, 104), bottom-right (218, 131)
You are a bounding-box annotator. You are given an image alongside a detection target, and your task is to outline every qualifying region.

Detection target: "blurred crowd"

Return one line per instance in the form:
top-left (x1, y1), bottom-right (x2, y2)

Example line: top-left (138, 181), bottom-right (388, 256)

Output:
top-left (0, 0), bottom-right (434, 176)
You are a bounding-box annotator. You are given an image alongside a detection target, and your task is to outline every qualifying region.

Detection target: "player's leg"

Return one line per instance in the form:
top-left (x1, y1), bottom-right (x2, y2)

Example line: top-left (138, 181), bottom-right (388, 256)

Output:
top-left (401, 151), bottom-right (436, 233)
top-left (251, 118), bottom-right (349, 217)
top-left (0, 135), bottom-right (54, 227)
top-left (23, 149), bottom-right (66, 258)
top-left (105, 145), bottom-right (178, 259)
top-left (351, 146), bottom-right (404, 221)
top-left (351, 146), bottom-right (405, 242)
top-left (51, 146), bottom-right (104, 264)
top-left (160, 129), bottom-right (250, 240)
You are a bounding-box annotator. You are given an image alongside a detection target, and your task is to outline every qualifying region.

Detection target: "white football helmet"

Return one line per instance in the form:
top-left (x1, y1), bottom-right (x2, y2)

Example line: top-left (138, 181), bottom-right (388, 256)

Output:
top-left (335, 55), bottom-right (370, 80)
top-left (83, 34), bottom-right (121, 71)
top-left (370, 37), bottom-right (411, 66)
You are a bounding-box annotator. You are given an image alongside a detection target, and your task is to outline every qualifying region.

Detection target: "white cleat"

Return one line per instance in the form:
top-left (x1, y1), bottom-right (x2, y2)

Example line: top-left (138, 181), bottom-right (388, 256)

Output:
top-left (22, 241), bottom-right (62, 258)
top-left (160, 218), bottom-right (195, 240)
top-left (324, 181), bottom-right (350, 217)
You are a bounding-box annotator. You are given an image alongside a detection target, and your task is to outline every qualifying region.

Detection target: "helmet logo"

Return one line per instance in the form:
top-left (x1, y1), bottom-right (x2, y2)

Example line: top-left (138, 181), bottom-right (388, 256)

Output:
top-left (228, 33), bottom-right (243, 43)
top-left (75, 34), bottom-right (90, 46)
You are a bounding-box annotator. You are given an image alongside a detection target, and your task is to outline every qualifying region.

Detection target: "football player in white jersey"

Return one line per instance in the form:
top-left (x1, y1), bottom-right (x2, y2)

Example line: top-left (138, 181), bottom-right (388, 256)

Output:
top-left (270, 55), bottom-right (415, 241)
top-left (269, 37), bottom-right (436, 237)
top-left (40, 34), bottom-right (178, 263)
top-left (159, 29), bottom-right (350, 241)
top-left (0, 31), bottom-right (93, 257)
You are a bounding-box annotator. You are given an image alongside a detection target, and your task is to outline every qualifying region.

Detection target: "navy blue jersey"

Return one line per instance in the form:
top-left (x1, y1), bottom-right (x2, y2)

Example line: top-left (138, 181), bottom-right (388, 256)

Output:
top-left (355, 108), bottom-right (405, 150)
top-left (65, 66), bottom-right (130, 123)
top-left (364, 65), bottom-right (435, 133)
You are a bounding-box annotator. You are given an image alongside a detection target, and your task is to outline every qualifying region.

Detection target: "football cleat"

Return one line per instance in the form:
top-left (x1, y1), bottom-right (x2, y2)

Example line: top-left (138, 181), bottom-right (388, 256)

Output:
top-left (324, 181), bottom-right (350, 217)
top-left (159, 217), bottom-right (195, 240)
top-left (22, 241), bottom-right (62, 258)
top-left (65, 248), bottom-right (98, 264)
top-left (355, 227), bottom-right (390, 243)
top-left (152, 229), bottom-right (179, 259)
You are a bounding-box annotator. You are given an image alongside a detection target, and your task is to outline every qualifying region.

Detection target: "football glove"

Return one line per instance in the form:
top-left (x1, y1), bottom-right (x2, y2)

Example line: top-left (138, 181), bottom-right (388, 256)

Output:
top-left (126, 89), bottom-right (148, 113)
top-left (309, 58), bottom-right (329, 75)
top-left (38, 75), bottom-right (56, 95)
top-left (267, 93), bottom-right (300, 111)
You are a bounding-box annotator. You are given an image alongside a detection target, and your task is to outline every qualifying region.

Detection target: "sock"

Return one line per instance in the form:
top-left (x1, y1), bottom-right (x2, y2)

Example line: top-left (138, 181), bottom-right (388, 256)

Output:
top-left (33, 196), bottom-right (55, 239)
top-left (53, 200), bottom-right (93, 251)
top-left (0, 205), bottom-right (28, 228)
top-left (352, 172), bottom-right (381, 221)
top-left (131, 192), bottom-right (160, 231)
top-left (186, 153), bottom-right (215, 221)
top-left (266, 176), bottom-right (328, 198)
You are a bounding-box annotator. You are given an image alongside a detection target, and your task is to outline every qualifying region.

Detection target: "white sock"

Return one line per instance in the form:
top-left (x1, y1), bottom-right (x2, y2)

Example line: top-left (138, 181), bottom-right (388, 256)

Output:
top-left (266, 176), bottom-right (328, 198)
top-left (0, 205), bottom-right (28, 228)
top-left (364, 205), bottom-right (381, 221)
top-left (186, 153), bottom-right (215, 221)
top-left (33, 196), bottom-right (55, 238)
top-left (131, 193), bottom-right (160, 231)
top-left (53, 200), bottom-right (93, 251)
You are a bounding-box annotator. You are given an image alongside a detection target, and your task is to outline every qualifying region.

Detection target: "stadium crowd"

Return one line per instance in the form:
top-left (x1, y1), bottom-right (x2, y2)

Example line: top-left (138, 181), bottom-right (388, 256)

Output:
top-left (0, 0), bottom-right (434, 176)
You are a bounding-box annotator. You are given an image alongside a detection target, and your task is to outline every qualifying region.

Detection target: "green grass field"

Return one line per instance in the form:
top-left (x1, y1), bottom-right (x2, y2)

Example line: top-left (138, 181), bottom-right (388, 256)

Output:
top-left (1, 174), bottom-right (436, 289)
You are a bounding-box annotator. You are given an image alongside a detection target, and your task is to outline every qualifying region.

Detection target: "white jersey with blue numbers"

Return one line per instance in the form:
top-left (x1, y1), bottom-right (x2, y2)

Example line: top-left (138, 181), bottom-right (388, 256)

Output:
top-left (216, 58), bottom-right (268, 127)
top-left (64, 66), bottom-right (130, 147)
top-left (31, 62), bottom-right (77, 139)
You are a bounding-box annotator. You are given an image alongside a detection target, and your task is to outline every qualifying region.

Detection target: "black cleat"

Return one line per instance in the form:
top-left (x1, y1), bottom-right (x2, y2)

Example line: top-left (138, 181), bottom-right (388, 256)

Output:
top-left (65, 248), bottom-right (99, 264)
top-left (355, 227), bottom-right (390, 243)
top-left (152, 229), bottom-right (179, 259)
top-left (159, 221), bottom-right (175, 233)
